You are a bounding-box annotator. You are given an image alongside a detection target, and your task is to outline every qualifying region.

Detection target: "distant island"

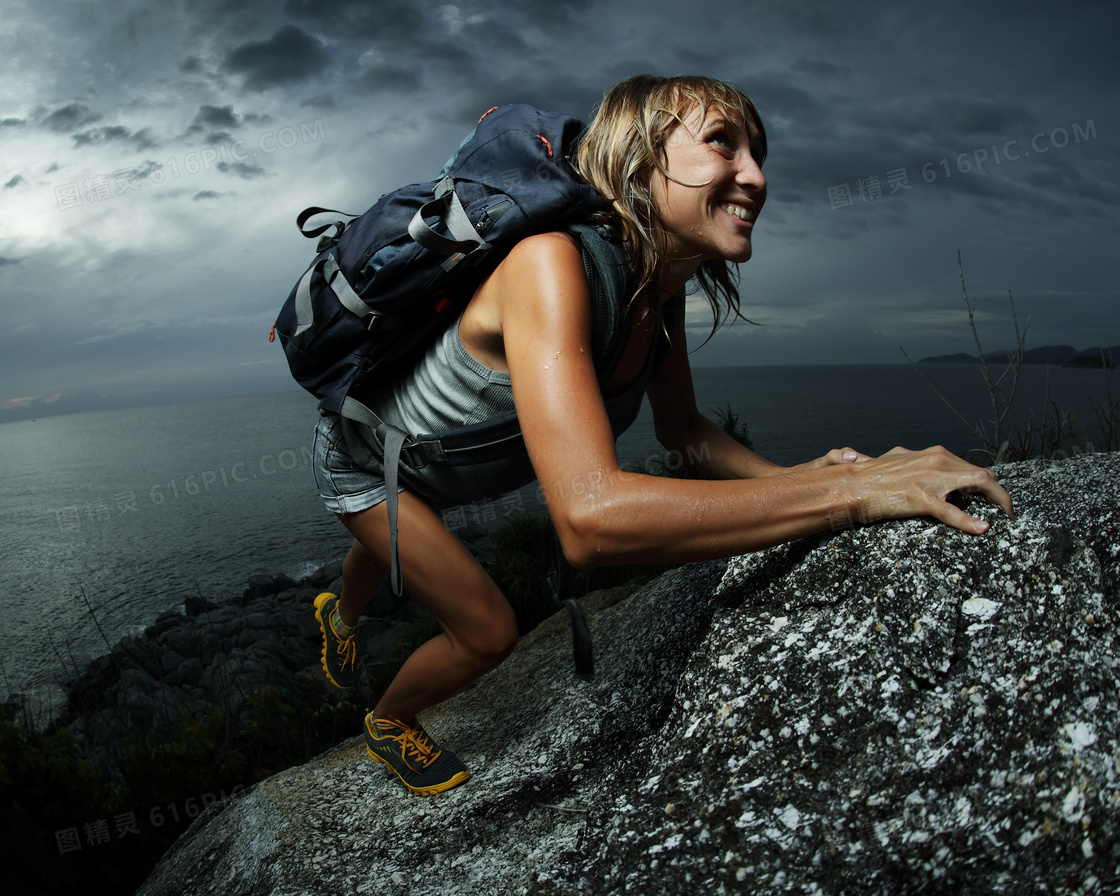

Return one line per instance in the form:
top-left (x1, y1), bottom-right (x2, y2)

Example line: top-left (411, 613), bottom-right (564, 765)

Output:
top-left (918, 344), bottom-right (1117, 368)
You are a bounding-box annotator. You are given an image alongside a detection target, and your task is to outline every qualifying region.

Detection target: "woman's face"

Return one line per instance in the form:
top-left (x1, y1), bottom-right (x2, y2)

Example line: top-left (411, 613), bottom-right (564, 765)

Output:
top-left (649, 104), bottom-right (766, 278)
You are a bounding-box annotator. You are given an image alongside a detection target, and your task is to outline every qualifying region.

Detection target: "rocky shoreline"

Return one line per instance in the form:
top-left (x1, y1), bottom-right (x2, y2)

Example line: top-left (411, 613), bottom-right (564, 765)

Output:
top-left (54, 558), bottom-right (431, 777)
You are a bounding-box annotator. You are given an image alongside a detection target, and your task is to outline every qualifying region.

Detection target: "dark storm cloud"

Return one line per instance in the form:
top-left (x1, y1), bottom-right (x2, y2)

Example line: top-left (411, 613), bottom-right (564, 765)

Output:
top-left (926, 97), bottom-right (1035, 137)
top-left (4, 175), bottom-right (25, 189)
top-left (217, 160), bottom-right (268, 179)
top-left (0, 256), bottom-right (20, 266)
top-left (1, 117), bottom-right (26, 130)
top-left (282, 0), bottom-right (425, 43)
top-left (222, 24), bottom-right (331, 90)
top-left (353, 64), bottom-right (422, 95)
top-left (745, 78), bottom-right (826, 125)
top-left (462, 0), bottom-right (595, 30)
top-left (791, 58), bottom-right (851, 79)
top-left (72, 125), bottom-right (158, 151)
top-left (40, 103), bottom-right (101, 133)
top-left (300, 93), bottom-right (337, 109)
top-left (441, 74), bottom-right (606, 129)
top-left (192, 104), bottom-right (241, 130)
top-left (455, 16), bottom-right (532, 55)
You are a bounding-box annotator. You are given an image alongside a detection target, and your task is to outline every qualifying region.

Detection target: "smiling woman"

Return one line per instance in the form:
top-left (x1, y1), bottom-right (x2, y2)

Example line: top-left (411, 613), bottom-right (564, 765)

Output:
top-left (299, 73), bottom-right (1013, 798)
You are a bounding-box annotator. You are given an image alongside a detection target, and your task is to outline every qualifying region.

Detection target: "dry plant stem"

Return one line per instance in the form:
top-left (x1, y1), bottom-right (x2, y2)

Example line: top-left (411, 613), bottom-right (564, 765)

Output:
top-left (962, 253), bottom-right (1029, 453)
top-left (80, 585), bottom-right (115, 654)
top-left (898, 344), bottom-right (986, 450)
top-left (1091, 347), bottom-right (1119, 449)
top-left (901, 251), bottom-right (1031, 462)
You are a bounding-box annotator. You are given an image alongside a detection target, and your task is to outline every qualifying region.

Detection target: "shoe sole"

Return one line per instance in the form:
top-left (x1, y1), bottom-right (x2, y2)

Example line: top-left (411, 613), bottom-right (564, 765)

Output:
top-left (313, 593), bottom-right (354, 690)
top-left (365, 745), bottom-right (471, 795)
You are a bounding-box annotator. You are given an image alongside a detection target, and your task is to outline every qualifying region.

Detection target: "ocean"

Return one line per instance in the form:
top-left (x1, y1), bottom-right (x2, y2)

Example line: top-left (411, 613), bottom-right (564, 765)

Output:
top-left (0, 363), bottom-right (1112, 717)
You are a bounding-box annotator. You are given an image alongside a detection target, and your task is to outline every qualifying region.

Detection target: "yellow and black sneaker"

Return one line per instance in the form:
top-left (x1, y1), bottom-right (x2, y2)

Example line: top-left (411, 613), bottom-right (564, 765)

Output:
top-left (364, 714), bottom-right (471, 795)
top-left (313, 592), bottom-right (358, 689)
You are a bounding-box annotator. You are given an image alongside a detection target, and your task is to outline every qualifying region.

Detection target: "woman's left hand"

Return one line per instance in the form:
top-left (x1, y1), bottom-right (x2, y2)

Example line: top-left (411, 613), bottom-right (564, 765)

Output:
top-left (785, 447), bottom-right (872, 473)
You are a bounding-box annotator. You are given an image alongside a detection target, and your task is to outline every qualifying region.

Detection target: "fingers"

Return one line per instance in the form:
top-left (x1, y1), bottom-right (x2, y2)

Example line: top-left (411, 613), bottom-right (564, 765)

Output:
top-left (953, 468), bottom-right (1014, 519)
top-left (915, 462), bottom-right (1013, 534)
top-left (924, 495), bottom-right (993, 535)
top-left (817, 447), bottom-right (872, 467)
top-left (850, 445), bottom-right (1013, 535)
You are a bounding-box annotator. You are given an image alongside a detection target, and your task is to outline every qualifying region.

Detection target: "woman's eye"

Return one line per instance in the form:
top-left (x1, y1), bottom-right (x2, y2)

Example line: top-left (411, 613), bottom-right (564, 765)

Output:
top-left (707, 130), bottom-right (733, 149)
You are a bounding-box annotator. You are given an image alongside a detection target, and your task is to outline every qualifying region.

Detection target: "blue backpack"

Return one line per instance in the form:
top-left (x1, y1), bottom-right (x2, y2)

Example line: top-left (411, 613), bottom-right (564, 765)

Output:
top-left (273, 105), bottom-right (669, 676)
top-left (274, 104), bottom-right (615, 415)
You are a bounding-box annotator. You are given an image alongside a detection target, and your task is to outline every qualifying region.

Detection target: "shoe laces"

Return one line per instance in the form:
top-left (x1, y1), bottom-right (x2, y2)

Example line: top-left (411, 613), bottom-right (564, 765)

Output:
top-left (380, 720), bottom-right (442, 768)
top-left (335, 633), bottom-right (357, 669)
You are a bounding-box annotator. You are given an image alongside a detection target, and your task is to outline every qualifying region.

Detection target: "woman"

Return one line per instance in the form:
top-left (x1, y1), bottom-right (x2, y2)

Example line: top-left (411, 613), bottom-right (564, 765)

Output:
top-left (311, 74), bottom-right (1012, 795)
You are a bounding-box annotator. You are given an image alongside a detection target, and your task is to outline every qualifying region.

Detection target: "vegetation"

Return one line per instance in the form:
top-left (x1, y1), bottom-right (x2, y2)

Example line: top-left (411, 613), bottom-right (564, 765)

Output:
top-left (902, 252), bottom-right (1119, 464)
top-left (1, 681), bottom-right (367, 894)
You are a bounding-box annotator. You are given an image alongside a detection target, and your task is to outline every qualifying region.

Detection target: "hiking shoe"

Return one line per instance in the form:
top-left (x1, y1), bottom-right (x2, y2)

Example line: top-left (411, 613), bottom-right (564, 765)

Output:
top-left (364, 715), bottom-right (471, 795)
top-left (313, 592), bottom-right (358, 689)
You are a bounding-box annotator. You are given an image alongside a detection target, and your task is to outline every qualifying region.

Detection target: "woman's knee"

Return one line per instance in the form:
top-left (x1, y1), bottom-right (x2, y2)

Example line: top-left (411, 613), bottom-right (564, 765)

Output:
top-left (457, 605), bottom-right (519, 671)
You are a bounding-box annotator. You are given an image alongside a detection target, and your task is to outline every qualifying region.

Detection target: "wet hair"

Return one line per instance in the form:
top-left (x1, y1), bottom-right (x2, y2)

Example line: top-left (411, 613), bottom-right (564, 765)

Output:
top-left (575, 74), bottom-right (767, 338)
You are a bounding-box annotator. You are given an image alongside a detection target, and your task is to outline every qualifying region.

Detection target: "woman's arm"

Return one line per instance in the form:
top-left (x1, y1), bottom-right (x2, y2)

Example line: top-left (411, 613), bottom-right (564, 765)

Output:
top-left (498, 233), bottom-right (1012, 569)
top-left (645, 310), bottom-right (872, 479)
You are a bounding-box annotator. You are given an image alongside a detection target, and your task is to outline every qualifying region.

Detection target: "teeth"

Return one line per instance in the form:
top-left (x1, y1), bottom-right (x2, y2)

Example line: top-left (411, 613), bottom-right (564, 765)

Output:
top-left (722, 204), bottom-right (753, 221)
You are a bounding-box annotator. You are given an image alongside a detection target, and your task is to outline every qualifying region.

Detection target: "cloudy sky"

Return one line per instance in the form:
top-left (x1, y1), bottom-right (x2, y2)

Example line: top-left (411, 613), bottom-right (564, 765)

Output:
top-left (1, 0), bottom-right (1116, 421)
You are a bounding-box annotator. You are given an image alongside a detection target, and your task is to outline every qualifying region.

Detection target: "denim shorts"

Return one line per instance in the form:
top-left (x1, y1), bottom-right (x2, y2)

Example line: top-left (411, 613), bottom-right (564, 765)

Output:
top-left (312, 412), bottom-right (401, 515)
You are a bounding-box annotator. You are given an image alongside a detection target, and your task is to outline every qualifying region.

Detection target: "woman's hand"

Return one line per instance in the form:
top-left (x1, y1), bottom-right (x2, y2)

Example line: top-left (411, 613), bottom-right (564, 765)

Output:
top-left (843, 445), bottom-right (1013, 535)
top-left (785, 447), bottom-right (873, 474)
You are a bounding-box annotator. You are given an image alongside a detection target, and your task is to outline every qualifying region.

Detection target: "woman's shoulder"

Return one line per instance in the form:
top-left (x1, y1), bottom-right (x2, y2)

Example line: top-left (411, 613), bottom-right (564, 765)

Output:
top-left (487, 230), bottom-right (587, 294)
top-left (504, 229), bottom-right (582, 263)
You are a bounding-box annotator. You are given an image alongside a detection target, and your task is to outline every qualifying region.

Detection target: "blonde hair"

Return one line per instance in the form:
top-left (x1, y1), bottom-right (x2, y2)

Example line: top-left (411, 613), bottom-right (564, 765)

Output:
top-left (575, 74), bottom-right (767, 337)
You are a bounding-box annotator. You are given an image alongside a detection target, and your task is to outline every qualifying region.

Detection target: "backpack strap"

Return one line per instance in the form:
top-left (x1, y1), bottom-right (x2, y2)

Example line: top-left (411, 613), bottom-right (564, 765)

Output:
top-left (336, 396), bottom-right (410, 596)
top-left (292, 254), bottom-right (379, 336)
top-left (296, 207), bottom-right (359, 251)
top-left (407, 176), bottom-right (494, 271)
top-left (547, 531), bottom-right (593, 680)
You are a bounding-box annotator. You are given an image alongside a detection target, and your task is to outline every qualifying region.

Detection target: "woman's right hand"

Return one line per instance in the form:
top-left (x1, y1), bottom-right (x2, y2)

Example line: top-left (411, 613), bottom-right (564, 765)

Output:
top-left (845, 445), bottom-right (1013, 535)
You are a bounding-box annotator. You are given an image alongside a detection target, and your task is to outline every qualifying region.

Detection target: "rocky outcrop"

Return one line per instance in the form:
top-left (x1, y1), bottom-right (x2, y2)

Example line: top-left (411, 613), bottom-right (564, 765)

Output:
top-left (137, 453), bottom-right (1119, 896)
top-left (58, 560), bottom-right (431, 777)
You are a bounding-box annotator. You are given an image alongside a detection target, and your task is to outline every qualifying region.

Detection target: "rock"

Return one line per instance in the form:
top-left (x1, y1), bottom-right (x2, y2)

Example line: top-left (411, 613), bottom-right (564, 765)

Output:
top-left (185, 595), bottom-right (219, 617)
top-left (180, 657), bottom-right (204, 688)
top-left (55, 573), bottom-right (344, 768)
top-left (245, 573), bottom-right (298, 603)
top-left (312, 559), bottom-right (344, 586)
top-left (145, 608), bottom-right (184, 639)
top-left (135, 454), bottom-right (1119, 896)
top-left (161, 626), bottom-right (198, 659)
top-left (160, 649), bottom-right (187, 677)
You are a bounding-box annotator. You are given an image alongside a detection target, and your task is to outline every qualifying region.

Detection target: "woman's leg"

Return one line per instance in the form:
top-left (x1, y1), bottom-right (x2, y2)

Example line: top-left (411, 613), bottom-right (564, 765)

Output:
top-left (336, 538), bottom-right (386, 628)
top-left (337, 490), bottom-right (518, 723)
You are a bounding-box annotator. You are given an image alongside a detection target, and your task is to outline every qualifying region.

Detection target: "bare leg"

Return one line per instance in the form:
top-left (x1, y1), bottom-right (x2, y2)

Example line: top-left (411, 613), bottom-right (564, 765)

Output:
top-left (336, 538), bottom-right (385, 628)
top-left (337, 491), bottom-right (518, 723)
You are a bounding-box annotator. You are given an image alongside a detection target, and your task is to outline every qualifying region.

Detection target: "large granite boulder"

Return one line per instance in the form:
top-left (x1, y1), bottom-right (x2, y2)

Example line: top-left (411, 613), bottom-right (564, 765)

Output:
top-left (136, 453), bottom-right (1119, 895)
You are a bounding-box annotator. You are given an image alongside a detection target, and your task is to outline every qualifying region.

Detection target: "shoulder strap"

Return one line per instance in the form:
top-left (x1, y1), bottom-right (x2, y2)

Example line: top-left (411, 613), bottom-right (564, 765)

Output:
top-left (567, 221), bottom-right (632, 379)
top-left (547, 530), bottom-right (593, 680)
